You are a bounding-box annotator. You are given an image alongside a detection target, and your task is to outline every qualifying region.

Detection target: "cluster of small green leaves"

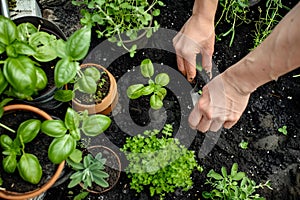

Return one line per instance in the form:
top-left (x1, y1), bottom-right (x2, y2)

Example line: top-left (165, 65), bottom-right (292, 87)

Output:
top-left (121, 124), bottom-right (203, 199)
top-left (41, 107), bottom-right (111, 164)
top-left (252, 0), bottom-right (290, 48)
top-left (0, 119), bottom-right (43, 184)
top-left (72, 0), bottom-right (164, 57)
top-left (278, 125), bottom-right (287, 135)
top-left (127, 58), bottom-right (170, 110)
top-left (67, 152), bottom-right (109, 189)
top-left (202, 163), bottom-right (272, 200)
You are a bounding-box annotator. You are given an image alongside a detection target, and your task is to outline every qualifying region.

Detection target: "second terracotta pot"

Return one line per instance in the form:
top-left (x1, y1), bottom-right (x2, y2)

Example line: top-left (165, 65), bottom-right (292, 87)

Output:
top-left (72, 63), bottom-right (118, 115)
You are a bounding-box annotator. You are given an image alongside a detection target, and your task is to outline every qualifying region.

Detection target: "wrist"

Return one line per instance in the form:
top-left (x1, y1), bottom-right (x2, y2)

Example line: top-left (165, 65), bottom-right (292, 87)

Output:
top-left (192, 0), bottom-right (218, 22)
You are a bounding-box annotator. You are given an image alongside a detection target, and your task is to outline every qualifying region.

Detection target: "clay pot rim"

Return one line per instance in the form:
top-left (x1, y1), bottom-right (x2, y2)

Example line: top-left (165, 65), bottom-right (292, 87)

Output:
top-left (0, 104), bottom-right (65, 200)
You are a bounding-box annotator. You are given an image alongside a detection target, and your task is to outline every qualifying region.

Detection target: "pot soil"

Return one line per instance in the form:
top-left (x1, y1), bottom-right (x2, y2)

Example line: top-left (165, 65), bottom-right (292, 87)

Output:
top-left (0, 104), bottom-right (65, 200)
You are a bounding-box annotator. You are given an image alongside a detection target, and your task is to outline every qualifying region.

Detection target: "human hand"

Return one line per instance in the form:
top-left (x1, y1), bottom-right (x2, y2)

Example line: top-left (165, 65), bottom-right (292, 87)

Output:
top-left (173, 15), bottom-right (215, 82)
top-left (188, 73), bottom-right (251, 132)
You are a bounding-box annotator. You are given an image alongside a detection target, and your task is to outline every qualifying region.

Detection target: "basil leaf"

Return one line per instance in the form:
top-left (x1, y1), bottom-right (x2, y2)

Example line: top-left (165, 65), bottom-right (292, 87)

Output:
top-left (0, 16), bottom-right (17, 45)
top-left (155, 73), bottom-right (170, 86)
top-left (35, 67), bottom-right (48, 91)
top-left (17, 119), bottom-right (41, 144)
top-left (140, 58), bottom-right (154, 78)
top-left (150, 94), bottom-right (163, 110)
top-left (82, 114), bottom-right (111, 136)
top-left (66, 26), bottom-right (91, 60)
top-left (54, 58), bottom-right (78, 87)
top-left (41, 120), bottom-right (67, 137)
top-left (3, 154), bottom-right (17, 173)
top-left (18, 153), bottom-right (42, 184)
top-left (48, 134), bottom-right (76, 164)
top-left (65, 107), bottom-right (80, 131)
top-left (127, 84), bottom-right (144, 99)
top-left (77, 75), bottom-right (97, 94)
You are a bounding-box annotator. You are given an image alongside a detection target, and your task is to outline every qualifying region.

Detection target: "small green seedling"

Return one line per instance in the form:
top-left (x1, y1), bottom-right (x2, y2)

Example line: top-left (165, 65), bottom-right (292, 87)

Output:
top-left (127, 58), bottom-right (170, 110)
top-left (239, 140), bottom-right (248, 149)
top-left (278, 125), bottom-right (287, 135)
top-left (202, 163), bottom-right (272, 200)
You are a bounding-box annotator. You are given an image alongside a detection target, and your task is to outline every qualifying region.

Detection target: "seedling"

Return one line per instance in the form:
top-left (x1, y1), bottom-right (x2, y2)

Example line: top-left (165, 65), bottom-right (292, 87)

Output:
top-left (239, 140), bottom-right (249, 149)
top-left (202, 163), bottom-right (272, 199)
top-left (127, 58), bottom-right (170, 110)
top-left (278, 125), bottom-right (287, 135)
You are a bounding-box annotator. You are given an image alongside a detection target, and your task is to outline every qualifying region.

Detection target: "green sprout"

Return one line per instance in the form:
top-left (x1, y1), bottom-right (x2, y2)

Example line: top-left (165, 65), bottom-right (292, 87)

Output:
top-left (239, 140), bottom-right (249, 149)
top-left (278, 125), bottom-right (287, 135)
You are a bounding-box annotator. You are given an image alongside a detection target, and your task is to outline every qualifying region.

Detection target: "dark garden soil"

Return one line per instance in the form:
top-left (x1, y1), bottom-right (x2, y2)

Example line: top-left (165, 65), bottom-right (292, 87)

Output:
top-left (32, 0), bottom-right (300, 199)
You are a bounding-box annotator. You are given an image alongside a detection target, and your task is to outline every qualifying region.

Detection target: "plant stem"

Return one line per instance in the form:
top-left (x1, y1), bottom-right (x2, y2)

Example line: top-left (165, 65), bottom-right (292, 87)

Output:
top-left (0, 122), bottom-right (15, 133)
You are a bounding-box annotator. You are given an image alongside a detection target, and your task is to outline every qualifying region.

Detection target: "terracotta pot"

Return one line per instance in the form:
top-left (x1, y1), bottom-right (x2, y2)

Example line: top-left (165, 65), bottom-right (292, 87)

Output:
top-left (0, 104), bottom-right (65, 200)
top-left (72, 63), bottom-right (118, 115)
top-left (80, 145), bottom-right (121, 194)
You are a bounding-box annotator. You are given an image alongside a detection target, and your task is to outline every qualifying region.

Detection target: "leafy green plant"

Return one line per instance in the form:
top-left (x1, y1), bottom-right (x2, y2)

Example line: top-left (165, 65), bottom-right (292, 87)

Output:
top-left (67, 152), bottom-right (109, 190)
top-left (215, 0), bottom-right (251, 46)
top-left (0, 15), bottom-right (92, 102)
top-left (202, 163), bottom-right (272, 199)
top-left (278, 125), bottom-right (287, 135)
top-left (71, 0), bottom-right (164, 57)
top-left (121, 124), bottom-right (203, 199)
top-left (41, 107), bottom-right (111, 164)
top-left (126, 58), bottom-right (170, 110)
top-left (0, 119), bottom-right (43, 184)
top-left (252, 0), bottom-right (290, 48)
top-left (239, 140), bottom-right (249, 149)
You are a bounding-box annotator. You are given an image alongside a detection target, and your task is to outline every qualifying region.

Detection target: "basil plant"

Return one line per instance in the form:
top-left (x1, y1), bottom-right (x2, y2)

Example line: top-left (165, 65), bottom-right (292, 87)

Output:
top-left (41, 107), bottom-right (111, 164)
top-left (0, 119), bottom-right (42, 184)
top-left (0, 16), bottom-right (57, 100)
top-left (127, 58), bottom-right (170, 110)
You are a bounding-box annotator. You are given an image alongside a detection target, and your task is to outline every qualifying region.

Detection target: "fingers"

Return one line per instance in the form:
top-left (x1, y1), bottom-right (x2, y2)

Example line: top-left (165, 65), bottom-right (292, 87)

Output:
top-left (201, 52), bottom-right (213, 79)
top-left (184, 56), bottom-right (197, 82)
top-left (176, 55), bottom-right (186, 77)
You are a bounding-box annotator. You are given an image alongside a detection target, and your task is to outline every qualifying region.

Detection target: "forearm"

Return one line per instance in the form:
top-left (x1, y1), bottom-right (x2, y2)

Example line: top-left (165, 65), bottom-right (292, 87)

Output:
top-left (192, 0), bottom-right (218, 21)
top-left (223, 2), bottom-right (300, 95)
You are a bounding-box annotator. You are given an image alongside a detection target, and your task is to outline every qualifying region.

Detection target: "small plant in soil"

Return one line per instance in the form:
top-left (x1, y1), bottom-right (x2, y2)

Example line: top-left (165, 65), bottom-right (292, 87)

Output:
top-left (41, 107), bottom-right (111, 164)
top-left (202, 163), bottom-right (272, 199)
top-left (71, 0), bottom-right (164, 57)
top-left (127, 58), bottom-right (170, 110)
top-left (0, 119), bottom-right (43, 184)
top-left (239, 140), bottom-right (249, 149)
top-left (121, 124), bottom-right (203, 199)
top-left (67, 152), bottom-right (109, 190)
top-left (278, 125), bottom-right (287, 135)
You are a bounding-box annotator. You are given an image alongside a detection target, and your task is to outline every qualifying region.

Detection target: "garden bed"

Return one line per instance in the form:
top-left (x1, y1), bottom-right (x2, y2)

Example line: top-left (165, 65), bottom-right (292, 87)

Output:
top-left (38, 0), bottom-right (300, 199)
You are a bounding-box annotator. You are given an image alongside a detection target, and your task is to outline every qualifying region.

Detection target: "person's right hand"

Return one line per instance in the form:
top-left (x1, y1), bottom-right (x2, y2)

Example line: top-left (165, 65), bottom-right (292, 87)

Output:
top-left (188, 73), bottom-right (251, 132)
top-left (173, 14), bottom-right (215, 82)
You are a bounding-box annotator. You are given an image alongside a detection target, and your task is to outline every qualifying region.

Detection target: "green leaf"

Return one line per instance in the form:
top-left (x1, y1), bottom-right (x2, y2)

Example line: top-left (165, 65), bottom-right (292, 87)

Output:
top-left (221, 166), bottom-right (227, 178)
top-left (29, 32), bottom-right (57, 62)
top-left (141, 85), bottom-right (154, 95)
top-left (64, 107), bottom-right (80, 131)
top-left (55, 39), bottom-right (67, 58)
top-left (10, 41), bottom-right (36, 56)
top-left (0, 69), bottom-right (8, 95)
top-left (54, 89), bottom-right (74, 102)
top-left (150, 94), bottom-right (163, 110)
top-left (155, 73), bottom-right (169, 86)
top-left (66, 26), bottom-right (91, 60)
top-left (68, 171), bottom-right (83, 188)
top-left (41, 120), bottom-right (67, 137)
top-left (93, 174), bottom-right (109, 188)
top-left (17, 119), bottom-right (41, 144)
top-left (0, 16), bottom-right (17, 45)
top-left (140, 58), bottom-right (154, 78)
top-left (54, 58), bottom-right (79, 87)
top-left (77, 75), bottom-right (97, 94)
top-left (3, 154), bottom-right (17, 173)
top-left (0, 134), bottom-right (13, 149)
top-left (207, 169), bottom-right (223, 180)
top-left (48, 134), bottom-right (77, 164)
top-left (231, 163), bottom-right (239, 177)
top-left (16, 22), bottom-right (37, 42)
top-left (3, 56), bottom-right (37, 96)
top-left (84, 67), bottom-right (101, 81)
top-left (35, 67), bottom-right (48, 91)
top-left (232, 172), bottom-right (246, 181)
top-left (82, 114), bottom-right (111, 136)
top-left (68, 149), bottom-right (83, 164)
top-left (127, 84), bottom-right (144, 99)
top-left (152, 9), bottom-right (161, 16)
top-left (18, 153), bottom-right (42, 184)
